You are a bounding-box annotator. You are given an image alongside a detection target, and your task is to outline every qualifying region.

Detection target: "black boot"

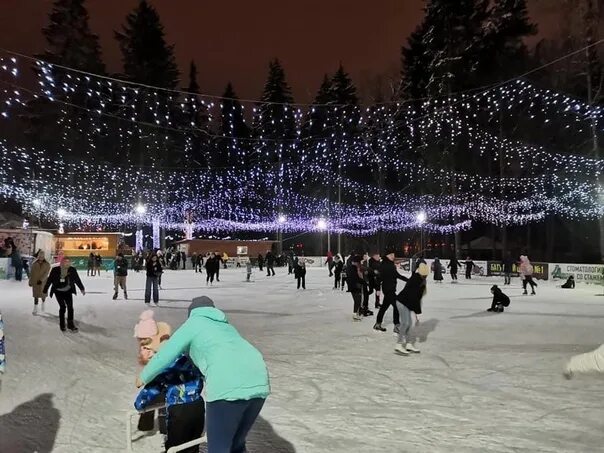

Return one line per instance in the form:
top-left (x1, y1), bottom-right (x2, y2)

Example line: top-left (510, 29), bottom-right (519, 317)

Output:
top-left (373, 323), bottom-right (386, 332)
top-left (124, 291), bottom-right (128, 300)
top-left (363, 309), bottom-right (374, 317)
top-left (112, 292), bottom-right (118, 300)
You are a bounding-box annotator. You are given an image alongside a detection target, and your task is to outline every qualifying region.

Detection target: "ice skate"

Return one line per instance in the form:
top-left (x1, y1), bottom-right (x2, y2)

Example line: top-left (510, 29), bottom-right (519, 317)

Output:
top-left (531, 290), bottom-right (536, 296)
top-left (394, 344), bottom-right (409, 355)
top-left (32, 305), bottom-right (38, 315)
top-left (352, 313), bottom-right (362, 321)
top-left (393, 325), bottom-right (400, 335)
top-left (41, 302), bottom-right (45, 313)
top-left (522, 290), bottom-right (528, 295)
top-left (405, 343), bottom-right (420, 353)
top-left (124, 291), bottom-right (128, 300)
top-left (363, 309), bottom-right (374, 317)
top-left (373, 323), bottom-right (386, 332)
top-left (68, 326), bottom-right (79, 332)
top-left (486, 308), bottom-right (493, 312)
top-left (112, 292), bottom-right (118, 300)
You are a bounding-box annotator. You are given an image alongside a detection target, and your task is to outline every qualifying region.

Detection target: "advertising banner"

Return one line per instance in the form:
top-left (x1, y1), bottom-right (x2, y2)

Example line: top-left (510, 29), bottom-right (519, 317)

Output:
top-left (550, 263), bottom-right (604, 284)
top-left (487, 261), bottom-right (549, 281)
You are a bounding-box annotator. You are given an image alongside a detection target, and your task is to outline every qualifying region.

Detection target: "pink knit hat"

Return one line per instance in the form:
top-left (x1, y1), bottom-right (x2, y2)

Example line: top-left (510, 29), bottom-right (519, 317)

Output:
top-left (134, 310), bottom-right (158, 338)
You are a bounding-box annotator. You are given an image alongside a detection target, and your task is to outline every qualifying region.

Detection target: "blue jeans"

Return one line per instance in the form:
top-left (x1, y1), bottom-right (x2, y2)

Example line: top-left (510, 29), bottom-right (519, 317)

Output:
top-left (206, 398), bottom-right (265, 453)
top-left (144, 276), bottom-right (159, 304)
top-left (396, 302), bottom-right (414, 344)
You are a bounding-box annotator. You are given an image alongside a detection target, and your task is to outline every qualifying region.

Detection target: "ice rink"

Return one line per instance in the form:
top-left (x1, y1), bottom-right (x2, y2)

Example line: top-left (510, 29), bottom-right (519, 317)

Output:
top-left (0, 266), bottom-right (603, 452)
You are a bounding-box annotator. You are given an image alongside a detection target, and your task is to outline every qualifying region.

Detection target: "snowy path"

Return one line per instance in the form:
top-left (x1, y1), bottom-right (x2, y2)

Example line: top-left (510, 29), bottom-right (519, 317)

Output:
top-left (0, 268), bottom-right (603, 452)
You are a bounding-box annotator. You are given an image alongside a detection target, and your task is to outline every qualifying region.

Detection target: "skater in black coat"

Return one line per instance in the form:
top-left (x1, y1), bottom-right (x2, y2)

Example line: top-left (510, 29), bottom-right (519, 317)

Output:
top-left (432, 257), bottom-right (443, 283)
top-left (374, 250), bottom-right (407, 332)
top-left (561, 275), bottom-right (575, 289)
top-left (447, 258), bottom-right (462, 282)
top-left (265, 251), bottom-right (276, 276)
top-left (43, 258), bottom-right (85, 332)
top-left (487, 285), bottom-right (510, 312)
top-left (294, 259), bottom-right (306, 289)
top-left (257, 254), bottom-right (264, 272)
top-left (464, 257), bottom-right (474, 279)
top-left (204, 254), bottom-right (219, 285)
top-left (502, 252), bottom-right (514, 285)
top-left (333, 254), bottom-right (344, 289)
top-left (347, 255), bottom-right (364, 321)
top-left (368, 253), bottom-right (382, 308)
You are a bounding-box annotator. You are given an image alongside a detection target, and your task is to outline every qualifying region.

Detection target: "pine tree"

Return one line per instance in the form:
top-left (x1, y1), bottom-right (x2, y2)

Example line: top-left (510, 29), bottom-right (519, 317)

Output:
top-left (181, 61), bottom-right (210, 165)
top-left (329, 64), bottom-right (358, 105)
top-left (480, 0), bottom-right (537, 80)
top-left (42, 0), bottom-right (105, 73)
top-left (400, 23), bottom-right (430, 100)
top-left (221, 82), bottom-right (248, 139)
top-left (304, 74), bottom-right (332, 137)
top-left (115, 0), bottom-right (179, 88)
top-left (254, 59), bottom-right (295, 139)
top-left (218, 82), bottom-right (250, 166)
top-left (24, 0), bottom-right (106, 160)
top-left (115, 1), bottom-right (180, 167)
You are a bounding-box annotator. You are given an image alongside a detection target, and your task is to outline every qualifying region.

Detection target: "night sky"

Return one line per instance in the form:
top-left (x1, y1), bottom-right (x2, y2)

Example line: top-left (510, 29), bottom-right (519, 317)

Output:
top-left (1, 0), bottom-right (558, 102)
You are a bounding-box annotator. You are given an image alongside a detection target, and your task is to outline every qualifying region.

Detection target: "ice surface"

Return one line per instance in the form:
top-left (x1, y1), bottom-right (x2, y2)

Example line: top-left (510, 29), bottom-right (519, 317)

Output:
top-left (0, 268), bottom-right (603, 452)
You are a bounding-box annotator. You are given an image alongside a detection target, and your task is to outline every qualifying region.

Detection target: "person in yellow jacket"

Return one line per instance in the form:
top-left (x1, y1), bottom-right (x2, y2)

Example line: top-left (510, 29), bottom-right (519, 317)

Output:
top-left (564, 344), bottom-right (604, 379)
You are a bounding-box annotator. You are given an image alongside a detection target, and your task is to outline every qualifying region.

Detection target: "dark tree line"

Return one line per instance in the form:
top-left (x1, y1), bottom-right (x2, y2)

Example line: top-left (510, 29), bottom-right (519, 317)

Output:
top-left (3, 0), bottom-right (603, 260)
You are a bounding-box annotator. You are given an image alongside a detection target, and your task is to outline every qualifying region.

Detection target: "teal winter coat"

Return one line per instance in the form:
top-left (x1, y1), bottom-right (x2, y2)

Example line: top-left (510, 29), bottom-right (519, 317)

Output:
top-left (139, 307), bottom-right (270, 402)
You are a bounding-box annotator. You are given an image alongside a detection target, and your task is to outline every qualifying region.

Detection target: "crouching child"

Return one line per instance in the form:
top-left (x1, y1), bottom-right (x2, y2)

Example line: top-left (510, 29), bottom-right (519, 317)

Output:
top-left (487, 285), bottom-right (510, 313)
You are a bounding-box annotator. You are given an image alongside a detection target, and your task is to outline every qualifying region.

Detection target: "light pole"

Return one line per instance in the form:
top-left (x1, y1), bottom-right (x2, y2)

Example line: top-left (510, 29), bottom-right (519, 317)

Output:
top-left (134, 203), bottom-right (146, 252)
top-left (416, 211), bottom-right (427, 255)
top-left (318, 218), bottom-right (327, 255)
top-left (278, 215), bottom-right (286, 255)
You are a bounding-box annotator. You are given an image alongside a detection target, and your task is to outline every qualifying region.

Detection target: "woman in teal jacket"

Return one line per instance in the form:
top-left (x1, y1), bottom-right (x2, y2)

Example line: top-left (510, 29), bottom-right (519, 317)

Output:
top-left (139, 296), bottom-right (270, 453)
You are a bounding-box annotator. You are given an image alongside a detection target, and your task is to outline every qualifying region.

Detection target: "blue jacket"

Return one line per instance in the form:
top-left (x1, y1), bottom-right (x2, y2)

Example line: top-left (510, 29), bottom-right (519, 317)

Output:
top-left (135, 355), bottom-right (203, 411)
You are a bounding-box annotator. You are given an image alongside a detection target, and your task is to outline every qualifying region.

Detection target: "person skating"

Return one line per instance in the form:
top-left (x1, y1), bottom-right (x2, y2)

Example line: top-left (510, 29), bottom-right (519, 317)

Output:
top-left (360, 255), bottom-right (373, 317)
top-left (29, 250), bottom-right (50, 315)
top-left (519, 255), bottom-right (537, 295)
top-left (94, 253), bottom-right (102, 276)
top-left (265, 251), bottom-right (276, 276)
top-left (346, 255), bottom-right (364, 321)
top-left (432, 257), bottom-right (443, 283)
top-left (502, 252), bottom-right (514, 285)
top-left (374, 249), bottom-right (407, 332)
top-left (181, 251), bottom-right (187, 270)
top-left (10, 245), bottom-right (23, 281)
top-left (333, 254), bottom-right (344, 289)
top-left (326, 251), bottom-right (334, 277)
top-left (43, 258), bottom-right (85, 332)
top-left (464, 257), bottom-right (474, 280)
top-left (191, 252), bottom-right (198, 272)
top-left (205, 253), bottom-right (218, 286)
top-left (257, 253), bottom-right (264, 272)
top-left (87, 252), bottom-right (95, 276)
top-left (561, 275), bottom-right (575, 289)
top-left (294, 258), bottom-right (306, 289)
top-left (137, 297), bottom-right (270, 453)
top-left (368, 253), bottom-right (382, 308)
top-left (394, 263), bottom-right (428, 355)
top-left (113, 253), bottom-right (129, 300)
top-left (447, 257), bottom-right (462, 282)
top-left (487, 285), bottom-right (510, 312)
top-left (215, 252), bottom-right (222, 282)
top-left (145, 254), bottom-right (162, 306)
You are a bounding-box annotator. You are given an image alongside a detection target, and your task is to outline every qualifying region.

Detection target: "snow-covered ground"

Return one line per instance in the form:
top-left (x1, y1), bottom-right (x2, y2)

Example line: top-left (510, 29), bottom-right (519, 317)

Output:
top-left (0, 267), bottom-right (603, 453)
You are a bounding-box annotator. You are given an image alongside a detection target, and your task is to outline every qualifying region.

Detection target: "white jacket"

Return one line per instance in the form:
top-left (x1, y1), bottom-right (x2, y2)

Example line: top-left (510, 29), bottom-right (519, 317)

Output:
top-left (566, 344), bottom-right (604, 375)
